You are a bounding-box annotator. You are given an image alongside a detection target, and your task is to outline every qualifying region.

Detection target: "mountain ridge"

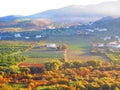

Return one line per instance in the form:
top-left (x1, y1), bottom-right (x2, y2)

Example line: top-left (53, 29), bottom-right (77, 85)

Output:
top-left (0, 0), bottom-right (120, 31)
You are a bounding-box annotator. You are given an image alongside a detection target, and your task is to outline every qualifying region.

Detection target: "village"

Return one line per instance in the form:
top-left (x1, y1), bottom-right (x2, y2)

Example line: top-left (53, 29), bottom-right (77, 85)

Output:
top-left (0, 31), bottom-right (46, 41)
top-left (94, 35), bottom-right (120, 49)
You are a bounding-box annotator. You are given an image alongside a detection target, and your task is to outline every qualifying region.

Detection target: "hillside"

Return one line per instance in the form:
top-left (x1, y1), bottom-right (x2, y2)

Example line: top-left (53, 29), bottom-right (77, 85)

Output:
top-left (92, 16), bottom-right (120, 28)
top-left (0, 17), bottom-right (53, 32)
top-left (89, 16), bottom-right (120, 36)
top-left (0, 0), bottom-right (120, 32)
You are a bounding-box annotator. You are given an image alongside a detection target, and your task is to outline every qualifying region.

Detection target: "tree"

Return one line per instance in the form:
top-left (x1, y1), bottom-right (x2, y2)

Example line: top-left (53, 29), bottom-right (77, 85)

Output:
top-left (30, 66), bottom-right (45, 74)
top-left (1, 84), bottom-right (13, 90)
top-left (64, 62), bottom-right (74, 68)
top-left (9, 65), bottom-right (20, 74)
top-left (87, 60), bottom-right (102, 67)
top-left (62, 43), bottom-right (68, 50)
top-left (73, 61), bottom-right (82, 68)
top-left (102, 83), bottom-right (111, 90)
top-left (20, 67), bottom-right (30, 75)
top-left (62, 43), bottom-right (68, 62)
top-left (76, 81), bottom-right (86, 90)
top-left (45, 60), bottom-right (62, 71)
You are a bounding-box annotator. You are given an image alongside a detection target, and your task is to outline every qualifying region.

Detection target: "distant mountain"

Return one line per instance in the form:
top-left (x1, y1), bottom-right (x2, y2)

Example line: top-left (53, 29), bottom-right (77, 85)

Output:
top-left (29, 6), bottom-right (102, 23)
top-left (0, 0), bottom-right (120, 32)
top-left (29, 0), bottom-right (120, 23)
top-left (0, 15), bottom-right (23, 22)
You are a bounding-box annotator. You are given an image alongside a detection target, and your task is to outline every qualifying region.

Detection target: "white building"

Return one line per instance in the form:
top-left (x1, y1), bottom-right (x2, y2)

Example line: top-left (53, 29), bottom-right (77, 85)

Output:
top-left (115, 44), bottom-right (120, 48)
top-left (14, 33), bottom-right (21, 38)
top-left (98, 43), bottom-right (105, 48)
top-left (107, 41), bottom-right (120, 49)
top-left (104, 37), bottom-right (111, 41)
top-left (48, 26), bottom-right (55, 29)
top-left (25, 36), bottom-right (30, 39)
top-left (35, 35), bottom-right (42, 38)
top-left (87, 29), bottom-right (94, 32)
top-left (46, 44), bottom-right (57, 48)
top-left (93, 43), bottom-right (105, 48)
top-left (94, 28), bottom-right (107, 32)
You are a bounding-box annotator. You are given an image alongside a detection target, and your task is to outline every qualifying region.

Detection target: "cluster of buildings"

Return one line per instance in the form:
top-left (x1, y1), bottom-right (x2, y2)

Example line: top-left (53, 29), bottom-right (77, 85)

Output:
top-left (0, 33), bottom-right (43, 40)
top-left (94, 41), bottom-right (120, 49)
top-left (77, 28), bottom-right (108, 35)
top-left (86, 28), bottom-right (108, 33)
top-left (14, 33), bottom-right (42, 39)
top-left (103, 36), bottom-right (120, 41)
top-left (35, 43), bottom-right (58, 49)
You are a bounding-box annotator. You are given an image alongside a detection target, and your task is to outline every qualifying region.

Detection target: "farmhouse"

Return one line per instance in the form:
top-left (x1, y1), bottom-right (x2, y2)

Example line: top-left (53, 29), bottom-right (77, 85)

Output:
top-left (46, 43), bottom-right (57, 49)
top-left (107, 41), bottom-right (120, 49)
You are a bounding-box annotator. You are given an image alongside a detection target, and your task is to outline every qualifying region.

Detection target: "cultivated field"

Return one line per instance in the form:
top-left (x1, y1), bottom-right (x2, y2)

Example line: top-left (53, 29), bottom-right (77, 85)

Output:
top-left (19, 35), bottom-right (107, 64)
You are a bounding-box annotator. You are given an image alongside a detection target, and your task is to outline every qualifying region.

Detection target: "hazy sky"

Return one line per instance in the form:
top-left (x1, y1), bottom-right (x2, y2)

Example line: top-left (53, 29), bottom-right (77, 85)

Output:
top-left (0, 0), bottom-right (118, 17)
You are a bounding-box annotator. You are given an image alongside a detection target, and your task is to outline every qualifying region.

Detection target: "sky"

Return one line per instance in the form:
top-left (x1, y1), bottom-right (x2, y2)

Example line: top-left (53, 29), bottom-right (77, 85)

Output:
top-left (0, 0), bottom-right (118, 17)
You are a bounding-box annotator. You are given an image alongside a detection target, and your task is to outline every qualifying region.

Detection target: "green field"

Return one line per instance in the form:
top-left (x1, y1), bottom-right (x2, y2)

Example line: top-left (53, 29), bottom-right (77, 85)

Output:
top-left (19, 34), bottom-right (107, 64)
top-left (20, 48), bottom-right (64, 63)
